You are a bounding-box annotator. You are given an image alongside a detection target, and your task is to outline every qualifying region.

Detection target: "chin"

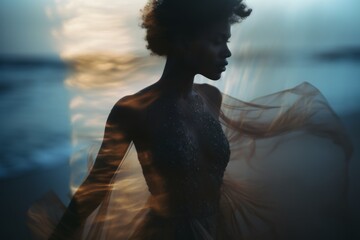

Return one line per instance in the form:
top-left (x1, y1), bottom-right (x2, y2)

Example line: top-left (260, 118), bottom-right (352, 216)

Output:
top-left (202, 72), bottom-right (222, 80)
top-left (208, 74), bottom-right (222, 81)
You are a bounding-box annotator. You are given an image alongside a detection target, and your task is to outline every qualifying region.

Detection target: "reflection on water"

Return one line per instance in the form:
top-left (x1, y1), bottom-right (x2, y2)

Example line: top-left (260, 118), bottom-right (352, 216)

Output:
top-left (66, 53), bottom-right (159, 89)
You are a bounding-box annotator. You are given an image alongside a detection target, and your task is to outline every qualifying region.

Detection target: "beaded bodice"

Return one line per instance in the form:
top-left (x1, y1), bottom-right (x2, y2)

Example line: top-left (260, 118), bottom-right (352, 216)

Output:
top-left (137, 91), bottom-right (230, 218)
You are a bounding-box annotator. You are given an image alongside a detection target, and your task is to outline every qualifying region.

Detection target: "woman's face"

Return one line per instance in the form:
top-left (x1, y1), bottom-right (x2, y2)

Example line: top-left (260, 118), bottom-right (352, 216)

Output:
top-left (185, 21), bottom-right (232, 80)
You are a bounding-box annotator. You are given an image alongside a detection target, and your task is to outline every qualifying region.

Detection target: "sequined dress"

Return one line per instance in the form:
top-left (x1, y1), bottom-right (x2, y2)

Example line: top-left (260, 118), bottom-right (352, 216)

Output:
top-left (129, 91), bottom-right (231, 239)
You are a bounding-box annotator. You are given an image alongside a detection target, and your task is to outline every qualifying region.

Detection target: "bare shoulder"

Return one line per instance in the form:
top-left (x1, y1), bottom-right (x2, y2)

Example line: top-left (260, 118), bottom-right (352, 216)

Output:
top-left (194, 83), bottom-right (222, 111)
top-left (108, 85), bottom-right (160, 128)
top-left (194, 83), bottom-right (222, 102)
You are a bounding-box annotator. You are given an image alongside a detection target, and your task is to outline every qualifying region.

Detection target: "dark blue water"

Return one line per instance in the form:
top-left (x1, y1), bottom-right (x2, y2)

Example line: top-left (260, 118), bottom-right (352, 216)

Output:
top-left (0, 56), bottom-right (71, 178)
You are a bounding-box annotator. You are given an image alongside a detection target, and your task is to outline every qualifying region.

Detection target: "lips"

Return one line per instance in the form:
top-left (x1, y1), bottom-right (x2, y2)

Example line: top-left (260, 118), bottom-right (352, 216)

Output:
top-left (217, 61), bottom-right (228, 72)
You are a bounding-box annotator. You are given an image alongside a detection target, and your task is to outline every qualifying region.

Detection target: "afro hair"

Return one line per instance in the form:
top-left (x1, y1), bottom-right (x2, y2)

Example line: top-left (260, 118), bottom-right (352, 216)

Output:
top-left (141, 0), bottom-right (251, 56)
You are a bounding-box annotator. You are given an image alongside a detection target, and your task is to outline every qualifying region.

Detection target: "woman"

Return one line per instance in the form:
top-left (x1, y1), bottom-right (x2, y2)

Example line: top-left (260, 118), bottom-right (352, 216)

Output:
top-left (29, 0), bottom-right (352, 239)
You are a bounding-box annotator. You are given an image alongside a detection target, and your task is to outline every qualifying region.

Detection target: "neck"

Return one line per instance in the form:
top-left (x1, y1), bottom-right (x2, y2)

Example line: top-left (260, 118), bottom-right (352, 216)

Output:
top-left (157, 55), bottom-right (196, 99)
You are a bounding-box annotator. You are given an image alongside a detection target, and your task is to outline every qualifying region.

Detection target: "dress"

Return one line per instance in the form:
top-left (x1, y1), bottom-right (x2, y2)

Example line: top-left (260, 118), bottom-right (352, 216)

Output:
top-left (28, 82), bottom-right (352, 240)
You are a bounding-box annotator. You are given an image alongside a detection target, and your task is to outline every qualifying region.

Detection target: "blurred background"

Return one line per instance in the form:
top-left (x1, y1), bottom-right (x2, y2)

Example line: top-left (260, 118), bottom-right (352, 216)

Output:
top-left (0, 0), bottom-right (359, 239)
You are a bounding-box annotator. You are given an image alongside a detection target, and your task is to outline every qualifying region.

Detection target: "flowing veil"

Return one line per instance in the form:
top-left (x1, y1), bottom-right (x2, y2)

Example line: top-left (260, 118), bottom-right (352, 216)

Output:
top-left (215, 82), bottom-right (351, 239)
top-left (28, 82), bottom-right (352, 240)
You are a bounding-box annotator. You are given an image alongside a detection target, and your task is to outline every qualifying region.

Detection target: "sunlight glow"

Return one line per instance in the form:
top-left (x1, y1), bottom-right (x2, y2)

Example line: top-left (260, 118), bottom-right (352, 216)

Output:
top-left (53, 0), bottom-right (147, 58)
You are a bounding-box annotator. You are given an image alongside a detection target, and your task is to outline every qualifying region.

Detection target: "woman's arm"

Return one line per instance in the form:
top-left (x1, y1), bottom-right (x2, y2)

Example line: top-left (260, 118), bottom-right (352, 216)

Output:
top-left (50, 102), bottom-right (133, 239)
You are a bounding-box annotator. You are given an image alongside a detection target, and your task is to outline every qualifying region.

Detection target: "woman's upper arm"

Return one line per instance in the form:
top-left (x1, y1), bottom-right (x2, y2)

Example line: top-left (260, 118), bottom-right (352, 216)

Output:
top-left (87, 101), bottom-right (134, 182)
top-left (58, 100), bottom-right (135, 229)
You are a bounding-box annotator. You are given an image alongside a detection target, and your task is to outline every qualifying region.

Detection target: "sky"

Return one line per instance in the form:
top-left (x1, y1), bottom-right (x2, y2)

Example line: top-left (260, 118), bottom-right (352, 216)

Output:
top-left (1, 0), bottom-right (360, 57)
top-left (0, 0), bottom-right (60, 56)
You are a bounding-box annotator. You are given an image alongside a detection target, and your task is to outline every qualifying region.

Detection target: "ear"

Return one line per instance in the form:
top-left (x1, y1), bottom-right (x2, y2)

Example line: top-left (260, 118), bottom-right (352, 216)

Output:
top-left (171, 34), bottom-right (193, 55)
top-left (172, 36), bottom-right (186, 53)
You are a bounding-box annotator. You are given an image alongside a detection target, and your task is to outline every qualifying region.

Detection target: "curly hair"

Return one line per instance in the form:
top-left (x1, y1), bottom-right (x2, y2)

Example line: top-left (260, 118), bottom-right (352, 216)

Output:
top-left (141, 0), bottom-right (252, 56)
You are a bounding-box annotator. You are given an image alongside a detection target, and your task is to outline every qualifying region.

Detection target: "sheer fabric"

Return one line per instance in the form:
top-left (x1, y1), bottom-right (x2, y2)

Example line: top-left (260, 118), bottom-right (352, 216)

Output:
top-left (28, 82), bottom-right (352, 240)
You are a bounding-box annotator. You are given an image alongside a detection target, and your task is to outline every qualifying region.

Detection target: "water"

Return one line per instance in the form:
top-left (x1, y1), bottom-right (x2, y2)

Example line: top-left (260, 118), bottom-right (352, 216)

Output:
top-left (0, 57), bottom-right (71, 177)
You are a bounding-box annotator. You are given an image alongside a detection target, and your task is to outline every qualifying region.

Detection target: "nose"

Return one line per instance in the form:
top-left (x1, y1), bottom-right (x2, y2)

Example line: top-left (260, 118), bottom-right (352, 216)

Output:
top-left (222, 44), bottom-right (232, 58)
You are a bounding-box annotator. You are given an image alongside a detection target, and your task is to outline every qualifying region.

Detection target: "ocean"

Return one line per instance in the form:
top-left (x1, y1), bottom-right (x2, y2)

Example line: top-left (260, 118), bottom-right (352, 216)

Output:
top-left (0, 56), bottom-right (71, 177)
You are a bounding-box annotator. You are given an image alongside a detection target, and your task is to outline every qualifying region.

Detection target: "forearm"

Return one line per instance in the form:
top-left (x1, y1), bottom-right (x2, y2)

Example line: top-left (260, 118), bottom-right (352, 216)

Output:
top-left (50, 175), bottom-right (111, 239)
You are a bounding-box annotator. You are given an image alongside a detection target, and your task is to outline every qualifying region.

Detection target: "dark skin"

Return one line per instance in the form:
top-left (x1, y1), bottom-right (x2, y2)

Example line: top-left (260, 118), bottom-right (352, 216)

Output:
top-left (50, 20), bottom-right (232, 239)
